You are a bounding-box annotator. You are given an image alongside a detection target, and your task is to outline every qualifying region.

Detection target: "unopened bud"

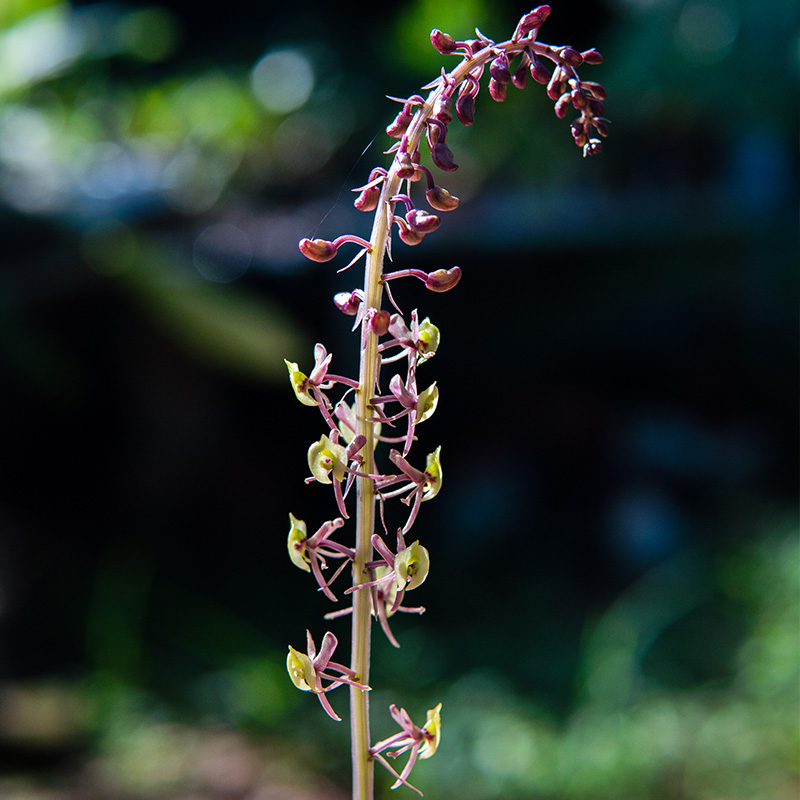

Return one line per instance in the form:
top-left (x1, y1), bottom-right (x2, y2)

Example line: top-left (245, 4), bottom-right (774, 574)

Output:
top-left (395, 150), bottom-right (417, 179)
top-left (455, 91), bottom-right (475, 126)
top-left (369, 309), bottom-right (391, 336)
top-left (425, 266), bottom-right (462, 292)
top-left (489, 56), bottom-right (510, 84)
top-left (516, 5), bottom-right (551, 37)
top-left (591, 118), bottom-right (610, 137)
top-left (571, 120), bottom-right (587, 147)
top-left (431, 141), bottom-right (458, 172)
top-left (398, 223), bottom-right (425, 246)
top-left (587, 97), bottom-right (605, 116)
top-left (299, 237), bottom-right (337, 262)
top-left (530, 58), bottom-right (551, 85)
top-left (581, 81), bottom-right (607, 101)
top-left (425, 185), bottom-right (460, 212)
top-left (386, 110), bottom-right (412, 139)
top-left (354, 185), bottom-right (380, 212)
top-left (571, 88), bottom-right (587, 110)
top-left (406, 209), bottom-right (441, 234)
top-left (333, 290), bottom-right (362, 315)
top-left (546, 73), bottom-right (566, 101)
top-left (583, 138), bottom-right (603, 157)
top-left (489, 77), bottom-right (507, 102)
top-left (559, 47), bottom-right (583, 67)
top-left (430, 29), bottom-right (457, 54)
top-left (433, 95), bottom-right (453, 124)
top-left (554, 92), bottom-right (571, 119)
top-left (512, 62), bottom-right (528, 89)
top-left (581, 48), bottom-right (603, 65)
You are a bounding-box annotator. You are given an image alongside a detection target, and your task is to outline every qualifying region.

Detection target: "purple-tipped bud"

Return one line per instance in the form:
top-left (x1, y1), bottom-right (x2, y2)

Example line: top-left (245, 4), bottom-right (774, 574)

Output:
top-left (571, 120), bottom-right (587, 147)
top-left (581, 81), bottom-right (607, 101)
top-left (370, 310), bottom-right (391, 336)
top-left (406, 209), bottom-right (441, 234)
top-left (333, 290), bottom-right (362, 315)
top-left (386, 110), bottom-right (413, 139)
top-left (354, 185), bottom-right (380, 212)
top-left (516, 5), bottom-right (551, 37)
top-left (489, 77), bottom-right (507, 102)
top-left (530, 58), bottom-right (551, 85)
top-left (395, 151), bottom-right (417, 179)
top-left (512, 62), bottom-right (528, 89)
top-left (425, 185), bottom-right (460, 212)
top-left (554, 92), bottom-right (571, 119)
top-left (455, 91), bottom-right (475, 126)
top-left (591, 118), bottom-right (610, 138)
top-left (430, 29), bottom-right (457, 54)
top-left (431, 141), bottom-right (458, 172)
top-left (425, 266), bottom-right (462, 293)
top-left (587, 97), bottom-right (605, 116)
top-left (559, 47), bottom-right (583, 67)
top-left (571, 88), bottom-right (587, 110)
top-left (581, 48), bottom-right (604, 65)
top-left (546, 73), bottom-right (566, 101)
top-left (433, 95), bottom-right (453, 124)
top-left (583, 138), bottom-right (603, 157)
top-left (489, 56), bottom-right (511, 85)
top-left (299, 237), bottom-right (338, 262)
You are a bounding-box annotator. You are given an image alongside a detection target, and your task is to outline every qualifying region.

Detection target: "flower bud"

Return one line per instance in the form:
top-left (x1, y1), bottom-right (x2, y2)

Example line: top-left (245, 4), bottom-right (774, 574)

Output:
top-left (455, 91), bottom-right (475, 126)
top-left (299, 237), bottom-right (338, 262)
top-left (386, 110), bottom-right (412, 139)
top-left (581, 81), bottom-right (607, 100)
top-left (571, 88), bottom-right (587, 110)
top-left (554, 92), bottom-right (571, 119)
top-left (587, 97), bottom-right (605, 116)
top-left (425, 185), bottom-right (460, 212)
top-left (433, 95), bottom-right (453, 124)
top-left (546, 72), bottom-right (566, 101)
top-left (583, 138), bottom-right (603, 157)
top-left (333, 290), bottom-right (362, 315)
top-left (430, 29), bottom-right (457, 54)
top-left (398, 223), bottom-right (425, 246)
top-left (395, 150), bottom-right (417, 179)
top-left (431, 141), bottom-right (458, 172)
top-left (425, 266), bottom-right (461, 292)
top-left (353, 184), bottom-right (380, 212)
top-left (489, 56), bottom-right (510, 84)
top-left (370, 309), bottom-right (391, 336)
top-left (406, 208), bottom-right (441, 233)
top-left (489, 77), bottom-right (507, 102)
top-left (581, 48), bottom-right (604, 65)
top-left (530, 58), bottom-right (551, 85)
top-left (511, 62), bottom-right (528, 89)
top-left (591, 118), bottom-right (610, 138)
top-left (571, 120), bottom-right (587, 147)
top-left (516, 5), bottom-right (551, 37)
top-left (559, 47), bottom-right (583, 67)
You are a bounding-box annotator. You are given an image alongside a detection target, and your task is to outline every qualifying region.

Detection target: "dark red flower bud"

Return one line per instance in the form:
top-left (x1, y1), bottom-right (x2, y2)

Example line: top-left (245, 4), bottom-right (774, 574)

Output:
top-left (546, 72), bottom-right (566, 100)
top-left (386, 110), bottom-right (412, 139)
top-left (395, 151), bottom-right (417, 179)
top-left (512, 62), bottom-right (528, 89)
top-left (581, 81), bottom-right (606, 101)
top-left (333, 290), bottom-right (362, 315)
top-left (455, 91), bottom-right (475, 126)
top-left (425, 266), bottom-right (462, 292)
top-left (431, 141), bottom-right (458, 172)
top-left (554, 92), bottom-right (571, 119)
top-left (571, 121), bottom-right (587, 147)
top-left (587, 97), bottom-right (605, 116)
top-left (299, 238), bottom-right (338, 262)
top-left (430, 29), bottom-right (457, 54)
top-left (354, 185), bottom-right (380, 212)
top-left (530, 58), bottom-right (551, 85)
top-left (489, 77), bottom-right (507, 102)
top-left (583, 138), bottom-right (603, 157)
top-left (369, 309), bottom-right (391, 336)
top-left (571, 89), bottom-right (587, 110)
top-left (397, 221), bottom-right (425, 246)
top-left (591, 118), bottom-right (610, 137)
top-left (559, 47), bottom-right (583, 67)
top-left (406, 209), bottom-right (441, 233)
top-left (581, 48), bottom-right (604, 65)
top-left (425, 185), bottom-right (460, 212)
top-left (516, 5), bottom-right (551, 38)
top-left (433, 95), bottom-right (453, 124)
top-left (489, 56), bottom-right (510, 84)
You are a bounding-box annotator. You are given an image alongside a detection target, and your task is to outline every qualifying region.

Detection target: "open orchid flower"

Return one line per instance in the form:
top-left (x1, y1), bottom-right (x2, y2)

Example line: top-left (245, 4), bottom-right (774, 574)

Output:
top-left (286, 630), bottom-right (370, 721)
top-left (287, 513), bottom-right (353, 601)
top-left (370, 703), bottom-right (443, 795)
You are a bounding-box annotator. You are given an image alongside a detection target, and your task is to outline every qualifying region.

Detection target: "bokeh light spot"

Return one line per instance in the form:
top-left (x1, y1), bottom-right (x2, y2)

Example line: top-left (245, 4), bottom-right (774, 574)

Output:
top-left (675, 1), bottom-right (739, 64)
top-left (250, 48), bottom-right (314, 114)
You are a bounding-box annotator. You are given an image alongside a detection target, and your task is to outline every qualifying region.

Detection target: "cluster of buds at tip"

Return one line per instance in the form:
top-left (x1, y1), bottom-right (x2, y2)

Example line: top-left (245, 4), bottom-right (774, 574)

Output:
top-left (286, 7), bottom-right (606, 795)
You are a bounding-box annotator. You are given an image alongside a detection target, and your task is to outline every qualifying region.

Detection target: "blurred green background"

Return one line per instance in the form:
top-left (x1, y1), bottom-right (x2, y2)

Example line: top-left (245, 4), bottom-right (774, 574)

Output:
top-left (0, 0), bottom-right (797, 798)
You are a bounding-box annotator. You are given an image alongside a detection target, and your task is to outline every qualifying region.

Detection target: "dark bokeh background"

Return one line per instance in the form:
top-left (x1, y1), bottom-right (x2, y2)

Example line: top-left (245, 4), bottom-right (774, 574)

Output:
top-left (0, 1), bottom-right (797, 798)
